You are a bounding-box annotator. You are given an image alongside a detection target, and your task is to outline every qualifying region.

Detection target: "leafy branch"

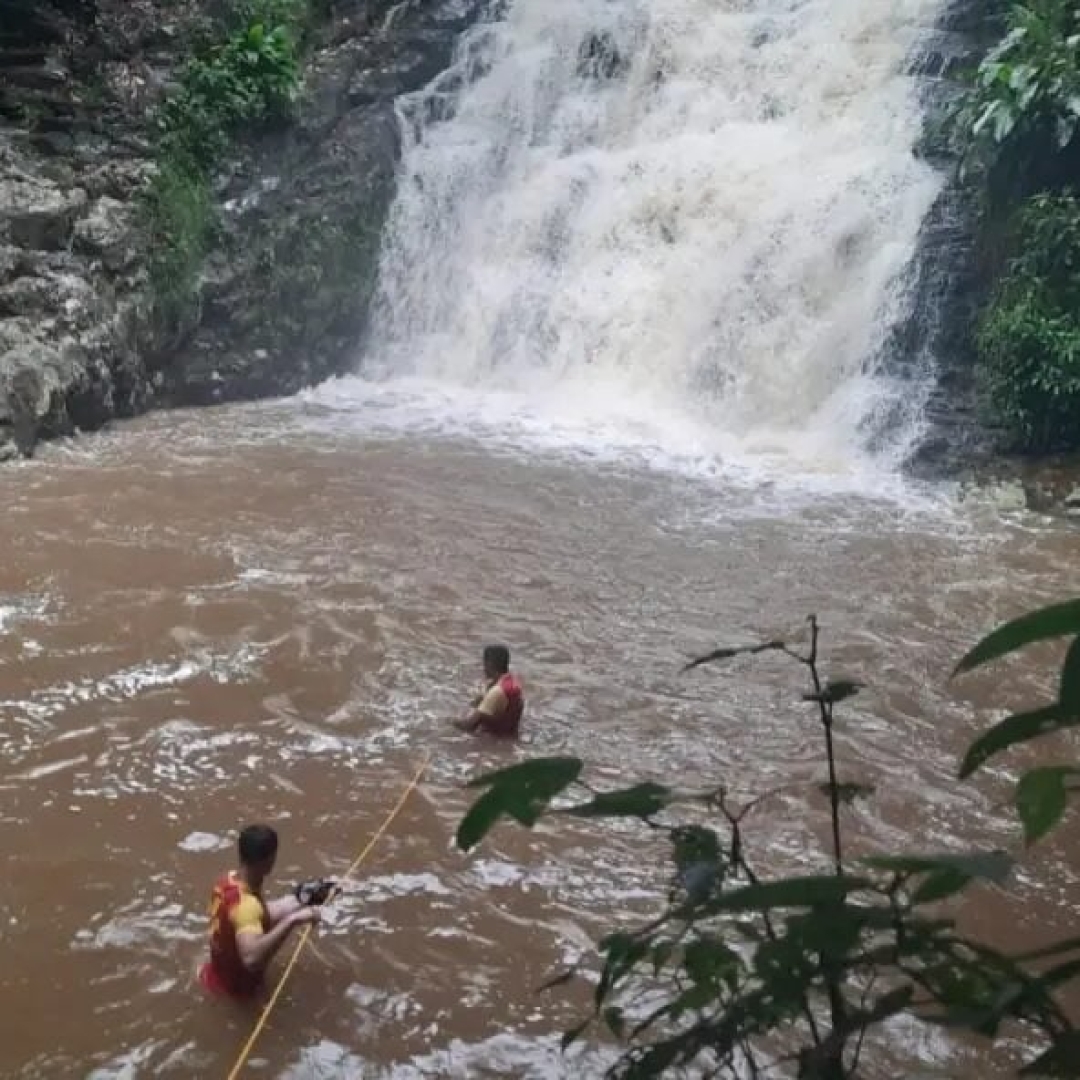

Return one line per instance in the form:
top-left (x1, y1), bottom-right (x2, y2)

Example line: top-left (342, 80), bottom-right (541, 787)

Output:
top-left (454, 606), bottom-right (1080, 1077)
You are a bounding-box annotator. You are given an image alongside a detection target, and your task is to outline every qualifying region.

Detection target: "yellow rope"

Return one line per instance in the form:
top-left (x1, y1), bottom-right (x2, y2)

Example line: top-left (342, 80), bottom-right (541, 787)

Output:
top-left (224, 754), bottom-right (431, 1080)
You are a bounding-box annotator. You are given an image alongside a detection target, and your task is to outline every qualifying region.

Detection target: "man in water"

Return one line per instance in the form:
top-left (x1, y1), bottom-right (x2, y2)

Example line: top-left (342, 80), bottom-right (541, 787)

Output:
top-left (454, 644), bottom-right (525, 738)
top-left (198, 823), bottom-right (333, 997)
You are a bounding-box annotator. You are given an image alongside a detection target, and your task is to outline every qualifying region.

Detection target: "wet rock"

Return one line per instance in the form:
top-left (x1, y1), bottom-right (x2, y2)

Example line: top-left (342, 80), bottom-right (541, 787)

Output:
top-left (0, 246), bottom-right (18, 285)
top-left (73, 196), bottom-right (135, 271)
top-left (80, 159), bottom-right (154, 201)
top-left (0, 271), bottom-right (96, 319)
top-left (0, 341), bottom-right (86, 458)
top-left (901, 0), bottom-right (996, 478)
top-left (0, 177), bottom-right (88, 250)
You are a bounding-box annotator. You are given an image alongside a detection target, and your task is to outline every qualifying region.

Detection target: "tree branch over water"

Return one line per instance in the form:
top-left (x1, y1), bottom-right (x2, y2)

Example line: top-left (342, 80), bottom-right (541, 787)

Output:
top-left (455, 604), bottom-right (1080, 1078)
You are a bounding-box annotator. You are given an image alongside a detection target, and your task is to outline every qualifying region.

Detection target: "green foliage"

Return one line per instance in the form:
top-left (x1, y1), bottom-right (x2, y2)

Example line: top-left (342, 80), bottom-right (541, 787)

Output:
top-left (955, 1), bottom-right (1080, 452)
top-left (955, 596), bottom-right (1080, 672)
top-left (158, 13), bottom-right (303, 168)
top-left (143, 0), bottom-right (308, 331)
top-left (976, 193), bottom-right (1080, 450)
top-left (566, 782), bottom-right (673, 820)
top-left (143, 157), bottom-right (215, 333)
top-left (456, 757), bottom-right (583, 851)
top-left (1016, 767), bottom-right (1079, 844)
top-left (960, 0), bottom-right (1080, 194)
top-left (456, 611), bottom-right (1080, 1077)
top-left (955, 597), bottom-right (1080, 845)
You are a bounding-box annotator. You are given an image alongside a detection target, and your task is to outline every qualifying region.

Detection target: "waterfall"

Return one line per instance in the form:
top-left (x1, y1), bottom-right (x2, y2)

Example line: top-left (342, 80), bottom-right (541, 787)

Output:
top-left (353, 0), bottom-right (947, 477)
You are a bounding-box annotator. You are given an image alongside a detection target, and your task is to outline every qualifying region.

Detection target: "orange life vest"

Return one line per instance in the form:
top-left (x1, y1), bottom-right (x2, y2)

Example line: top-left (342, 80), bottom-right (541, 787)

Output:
top-left (198, 873), bottom-right (267, 997)
top-left (480, 673), bottom-right (524, 737)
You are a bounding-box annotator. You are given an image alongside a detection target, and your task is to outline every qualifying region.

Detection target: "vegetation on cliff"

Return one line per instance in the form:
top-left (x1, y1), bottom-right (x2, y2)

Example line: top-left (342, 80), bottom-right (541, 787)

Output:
top-left (959, 0), bottom-right (1080, 452)
top-left (145, 0), bottom-right (308, 333)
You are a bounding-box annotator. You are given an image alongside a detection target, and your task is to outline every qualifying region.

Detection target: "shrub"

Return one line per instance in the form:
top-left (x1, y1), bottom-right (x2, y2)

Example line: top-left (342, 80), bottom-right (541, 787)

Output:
top-left (977, 193), bottom-right (1080, 450)
top-left (960, 0), bottom-right (1080, 204)
top-left (158, 16), bottom-right (303, 166)
top-left (143, 0), bottom-right (307, 331)
top-left (143, 156), bottom-right (215, 335)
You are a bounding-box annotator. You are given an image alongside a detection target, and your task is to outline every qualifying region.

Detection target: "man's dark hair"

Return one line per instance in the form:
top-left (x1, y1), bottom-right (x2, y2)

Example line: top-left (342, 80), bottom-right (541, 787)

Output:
top-left (483, 644), bottom-right (511, 674)
top-left (239, 824), bottom-right (278, 865)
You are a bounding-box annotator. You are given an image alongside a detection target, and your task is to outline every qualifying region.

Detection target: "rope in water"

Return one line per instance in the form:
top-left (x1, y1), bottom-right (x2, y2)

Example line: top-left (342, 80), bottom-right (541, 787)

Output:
top-left (224, 754), bottom-right (431, 1080)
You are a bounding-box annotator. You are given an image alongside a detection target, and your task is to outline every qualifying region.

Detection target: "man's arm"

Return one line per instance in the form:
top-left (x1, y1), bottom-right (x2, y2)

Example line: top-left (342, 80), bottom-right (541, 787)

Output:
top-left (264, 894), bottom-right (302, 926)
top-left (454, 683), bottom-right (507, 732)
top-left (453, 710), bottom-right (484, 732)
top-left (234, 900), bottom-right (319, 976)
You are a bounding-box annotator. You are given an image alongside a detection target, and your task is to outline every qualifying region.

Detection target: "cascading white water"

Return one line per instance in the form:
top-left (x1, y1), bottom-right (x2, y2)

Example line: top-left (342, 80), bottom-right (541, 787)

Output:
top-left (348, 0), bottom-right (948, 479)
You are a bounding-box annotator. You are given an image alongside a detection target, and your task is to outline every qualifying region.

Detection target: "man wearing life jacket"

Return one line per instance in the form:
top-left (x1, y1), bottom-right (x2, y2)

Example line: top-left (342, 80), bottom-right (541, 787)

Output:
top-left (198, 823), bottom-right (331, 997)
top-left (454, 644), bottom-right (525, 737)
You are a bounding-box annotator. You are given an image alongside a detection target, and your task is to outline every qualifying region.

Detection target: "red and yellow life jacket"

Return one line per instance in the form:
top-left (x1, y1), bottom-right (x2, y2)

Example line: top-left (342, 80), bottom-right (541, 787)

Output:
top-left (198, 873), bottom-right (267, 997)
top-left (480, 672), bottom-right (524, 737)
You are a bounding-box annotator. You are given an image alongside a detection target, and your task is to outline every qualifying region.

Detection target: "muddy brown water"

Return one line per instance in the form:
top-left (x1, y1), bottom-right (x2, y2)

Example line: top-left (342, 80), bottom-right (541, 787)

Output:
top-left (0, 399), bottom-right (1077, 1078)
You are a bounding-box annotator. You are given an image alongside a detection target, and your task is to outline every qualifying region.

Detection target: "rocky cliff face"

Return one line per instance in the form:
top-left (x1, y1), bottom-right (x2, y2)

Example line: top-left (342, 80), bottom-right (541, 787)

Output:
top-left (901, 0), bottom-right (1010, 478)
top-left (0, 0), bottom-right (479, 460)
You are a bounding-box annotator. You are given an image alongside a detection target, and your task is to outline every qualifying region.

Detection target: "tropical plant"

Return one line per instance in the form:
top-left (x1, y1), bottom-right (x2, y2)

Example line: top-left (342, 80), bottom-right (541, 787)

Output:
top-left (959, 0), bottom-right (1080, 200)
top-left (976, 192), bottom-right (1080, 450)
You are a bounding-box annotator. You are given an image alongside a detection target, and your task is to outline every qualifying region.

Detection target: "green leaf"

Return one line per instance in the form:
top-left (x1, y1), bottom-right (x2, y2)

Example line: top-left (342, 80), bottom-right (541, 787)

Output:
top-left (780, 903), bottom-right (869, 962)
top-left (671, 825), bottom-right (723, 870)
top-left (684, 938), bottom-right (742, 991)
top-left (603, 1006), bottom-right (625, 1037)
top-left (564, 782), bottom-right (671, 819)
top-left (1016, 767), bottom-right (1078, 844)
top-left (1019, 1032), bottom-right (1080, 1076)
top-left (864, 851), bottom-right (1012, 878)
top-left (804, 679), bottom-right (863, 704)
top-left (960, 705), bottom-right (1078, 778)
top-left (703, 874), bottom-right (871, 913)
top-left (456, 757), bottom-right (583, 851)
top-left (623, 1038), bottom-right (684, 1076)
top-left (1038, 957), bottom-right (1080, 991)
top-left (914, 868), bottom-right (976, 904)
top-left (917, 963), bottom-right (1001, 1029)
top-left (671, 826), bottom-right (725, 903)
top-left (682, 640), bottom-right (785, 672)
top-left (596, 933), bottom-right (649, 1005)
top-left (864, 851), bottom-right (1012, 901)
top-left (455, 789), bottom-right (508, 855)
top-left (1059, 637), bottom-right (1080, 709)
top-left (818, 781), bottom-right (875, 805)
top-left (954, 599), bottom-right (1080, 675)
top-left (464, 756), bottom-right (583, 794)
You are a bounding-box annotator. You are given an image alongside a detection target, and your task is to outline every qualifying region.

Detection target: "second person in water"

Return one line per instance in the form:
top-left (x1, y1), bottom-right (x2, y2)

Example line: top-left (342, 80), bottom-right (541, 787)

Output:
top-left (454, 644), bottom-right (525, 738)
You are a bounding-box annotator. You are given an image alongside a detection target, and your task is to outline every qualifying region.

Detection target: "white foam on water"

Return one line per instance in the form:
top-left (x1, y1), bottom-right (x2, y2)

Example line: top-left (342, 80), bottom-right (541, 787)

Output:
top-left (281, 1032), bottom-right (618, 1079)
top-left (0, 595), bottom-right (51, 635)
top-left (177, 831), bottom-right (231, 853)
top-left (8, 754), bottom-right (88, 782)
top-left (354, 872), bottom-right (454, 900)
top-left (84, 1042), bottom-right (165, 1080)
